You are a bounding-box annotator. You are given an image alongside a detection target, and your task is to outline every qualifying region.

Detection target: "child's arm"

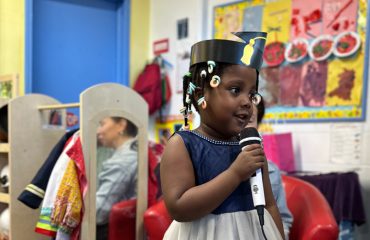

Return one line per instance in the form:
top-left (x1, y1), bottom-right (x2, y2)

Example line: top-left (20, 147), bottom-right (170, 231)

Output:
top-left (262, 159), bottom-right (286, 239)
top-left (160, 134), bottom-right (265, 222)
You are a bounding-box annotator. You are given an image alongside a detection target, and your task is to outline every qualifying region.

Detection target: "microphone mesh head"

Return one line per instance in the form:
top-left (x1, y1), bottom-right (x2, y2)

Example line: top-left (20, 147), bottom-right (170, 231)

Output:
top-left (239, 127), bottom-right (261, 147)
top-left (239, 127), bottom-right (260, 139)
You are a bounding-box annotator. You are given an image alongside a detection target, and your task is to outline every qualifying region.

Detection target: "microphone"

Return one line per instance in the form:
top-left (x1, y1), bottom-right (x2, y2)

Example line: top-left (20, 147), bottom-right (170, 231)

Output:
top-left (239, 127), bottom-right (266, 225)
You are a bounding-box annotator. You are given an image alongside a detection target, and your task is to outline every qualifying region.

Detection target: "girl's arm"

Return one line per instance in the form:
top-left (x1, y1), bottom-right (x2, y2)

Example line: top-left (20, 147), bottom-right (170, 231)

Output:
top-left (262, 159), bottom-right (285, 239)
top-left (160, 134), bottom-right (264, 222)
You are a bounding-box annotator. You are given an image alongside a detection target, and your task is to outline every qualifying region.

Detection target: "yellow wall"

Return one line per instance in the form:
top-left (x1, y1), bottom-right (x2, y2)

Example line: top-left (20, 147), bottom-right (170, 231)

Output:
top-left (130, 0), bottom-right (150, 86)
top-left (0, 0), bottom-right (25, 95)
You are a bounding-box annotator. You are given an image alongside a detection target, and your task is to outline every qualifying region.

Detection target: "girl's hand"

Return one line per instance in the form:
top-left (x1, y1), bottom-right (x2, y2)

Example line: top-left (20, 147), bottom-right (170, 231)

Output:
top-left (229, 144), bottom-right (265, 182)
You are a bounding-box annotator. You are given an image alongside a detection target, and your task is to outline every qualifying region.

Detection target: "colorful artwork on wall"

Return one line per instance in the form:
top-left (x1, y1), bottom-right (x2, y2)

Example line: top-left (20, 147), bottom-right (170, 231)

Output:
top-left (0, 74), bottom-right (17, 99)
top-left (213, 0), bottom-right (368, 122)
top-left (155, 115), bottom-right (193, 145)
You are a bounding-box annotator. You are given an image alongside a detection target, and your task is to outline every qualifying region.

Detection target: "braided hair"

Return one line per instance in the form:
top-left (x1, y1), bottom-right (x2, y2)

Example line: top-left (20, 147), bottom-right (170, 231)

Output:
top-left (181, 62), bottom-right (232, 127)
top-left (181, 63), bottom-right (261, 128)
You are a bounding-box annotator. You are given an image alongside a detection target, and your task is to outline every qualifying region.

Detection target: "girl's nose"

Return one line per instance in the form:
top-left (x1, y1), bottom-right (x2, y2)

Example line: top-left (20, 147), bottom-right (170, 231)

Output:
top-left (241, 94), bottom-right (253, 108)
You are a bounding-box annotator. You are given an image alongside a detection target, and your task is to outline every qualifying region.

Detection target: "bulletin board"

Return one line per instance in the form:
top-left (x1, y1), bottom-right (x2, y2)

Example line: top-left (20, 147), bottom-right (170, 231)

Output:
top-left (0, 74), bottom-right (18, 99)
top-left (155, 115), bottom-right (193, 144)
top-left (213, 0), bottom-right (369, 122)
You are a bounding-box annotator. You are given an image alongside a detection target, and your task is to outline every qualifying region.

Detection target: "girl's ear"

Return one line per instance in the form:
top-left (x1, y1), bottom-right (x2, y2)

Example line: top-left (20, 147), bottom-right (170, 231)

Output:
top-left (193, 87), bottom-right (209, 111)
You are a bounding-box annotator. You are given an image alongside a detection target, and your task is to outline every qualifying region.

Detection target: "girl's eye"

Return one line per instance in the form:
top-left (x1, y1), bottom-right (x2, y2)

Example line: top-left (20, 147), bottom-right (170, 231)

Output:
top-left (249, 92), bottom-right (262, 105)
top-left (230, 87), bottom-right (240, 94)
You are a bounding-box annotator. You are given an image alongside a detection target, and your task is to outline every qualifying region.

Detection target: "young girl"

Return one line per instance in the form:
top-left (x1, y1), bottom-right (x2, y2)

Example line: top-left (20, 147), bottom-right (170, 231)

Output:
top-left (160, 32), bottom-right (285, 239)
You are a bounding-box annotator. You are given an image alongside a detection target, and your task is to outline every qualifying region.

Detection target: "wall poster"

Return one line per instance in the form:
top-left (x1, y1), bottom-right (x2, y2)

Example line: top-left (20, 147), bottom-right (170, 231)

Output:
top-left (155, 115), bottom-right (193, 145)
top-left (214, 0), bottom-right (369, 122)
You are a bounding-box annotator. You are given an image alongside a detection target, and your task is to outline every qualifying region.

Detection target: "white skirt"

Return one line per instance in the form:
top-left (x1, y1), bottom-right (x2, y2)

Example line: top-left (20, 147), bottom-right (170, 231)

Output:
top-left (163, 209), bottom-right (283, 240)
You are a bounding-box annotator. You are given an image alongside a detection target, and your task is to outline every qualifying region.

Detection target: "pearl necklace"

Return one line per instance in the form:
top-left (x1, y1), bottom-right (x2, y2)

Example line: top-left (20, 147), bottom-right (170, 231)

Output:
top-left (188, 130), bottom-right (239, 146)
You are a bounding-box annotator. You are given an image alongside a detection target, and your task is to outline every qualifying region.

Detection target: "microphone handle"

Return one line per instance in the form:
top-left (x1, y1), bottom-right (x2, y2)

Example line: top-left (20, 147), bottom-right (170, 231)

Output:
top-left (250, 168), bottom-right (265, 207)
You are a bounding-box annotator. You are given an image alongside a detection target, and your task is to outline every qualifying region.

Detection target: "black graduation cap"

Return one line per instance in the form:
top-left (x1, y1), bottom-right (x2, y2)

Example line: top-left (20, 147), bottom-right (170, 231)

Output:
top-left (190, 31), bottom-right (267, 70)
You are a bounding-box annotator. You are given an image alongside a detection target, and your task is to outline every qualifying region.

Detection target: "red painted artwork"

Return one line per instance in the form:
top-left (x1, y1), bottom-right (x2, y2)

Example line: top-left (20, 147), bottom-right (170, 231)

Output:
top-left (259, 67), bottom-right (281, 107)
top-left (309, 35), bottom-right (334, 61)
top-left (328, 68), bottom-right (355, 100)
top-left (285, 38), bottom-right (309, 63)
top-left (279, 65), bottom-right (303, 106)
top-left (263, 42), bottom-right (285, 66)
top-left (333, 31), bottom-right (361, 58)
top-left (322, 0), bottom-right (358, 35)
top-left (299, 61), bottom-right (328, 106)
top-left (291, 0), bottom-right (323, 39)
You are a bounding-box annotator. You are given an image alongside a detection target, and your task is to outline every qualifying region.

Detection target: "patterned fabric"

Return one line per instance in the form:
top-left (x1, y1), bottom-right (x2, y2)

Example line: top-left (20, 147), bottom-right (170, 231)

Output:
top-left (66, 137), bottom-right (87, 199)
top-left (52, 160), bottom-right (82, 235)
top-left (35, 132), bottom-right (85, 240)
top-left (18, 129), bottom-right (79, 209)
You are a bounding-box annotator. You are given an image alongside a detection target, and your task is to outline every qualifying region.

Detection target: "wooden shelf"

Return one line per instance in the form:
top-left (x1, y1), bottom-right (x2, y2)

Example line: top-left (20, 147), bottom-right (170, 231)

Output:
top-left (0, 143), bottom-right (9, 153)
top-left (0, 192), bottom-right (9, 203)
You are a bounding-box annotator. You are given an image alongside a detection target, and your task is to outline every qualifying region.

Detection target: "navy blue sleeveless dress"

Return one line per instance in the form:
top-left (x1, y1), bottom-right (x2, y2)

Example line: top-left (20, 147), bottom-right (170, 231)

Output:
top-left (163, 131), bottom-right (282, 240)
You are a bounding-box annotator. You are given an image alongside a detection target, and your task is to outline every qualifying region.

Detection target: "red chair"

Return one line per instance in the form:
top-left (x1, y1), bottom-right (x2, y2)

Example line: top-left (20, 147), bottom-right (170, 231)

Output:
top-left (109, 199), bottom-right (136, 240)
top-left (282, 175), bottom-right (338, 240)
top-left (143, 176), bottom-right (339, 240)
top-left (143, 199), bottom-right (172, 240)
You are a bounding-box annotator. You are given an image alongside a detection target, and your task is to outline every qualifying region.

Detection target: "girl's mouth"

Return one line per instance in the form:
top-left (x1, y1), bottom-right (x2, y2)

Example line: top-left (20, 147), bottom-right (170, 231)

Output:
top-left (235, 113), bottom-right (249, 125)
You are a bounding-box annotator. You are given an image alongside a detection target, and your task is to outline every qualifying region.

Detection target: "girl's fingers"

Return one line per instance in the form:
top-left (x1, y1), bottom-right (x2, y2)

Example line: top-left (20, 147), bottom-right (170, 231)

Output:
top-left (241, 148), bottom-right (264, 157)
top-left (242, 144), bottom-right (262, 151)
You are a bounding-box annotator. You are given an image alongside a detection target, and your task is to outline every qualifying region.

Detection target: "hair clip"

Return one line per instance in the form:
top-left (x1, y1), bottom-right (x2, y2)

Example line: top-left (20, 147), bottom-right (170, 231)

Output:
top-left (180, 124), bottom-right (190, 131)
top-left (207, 61), bottom-right (216, 74)
top-left (186, 94), bottom-right (191, 104)
top-left (250, 92), bottom-right (262, 105)
top-left (184, 72), bottom-right (192, 77)
top-left (187, 82), bottom-right (196, 95)
top-left (180, 106), bottom-right (187, 115)
top-left (210, 75), bottom-right (221, 88)
top-left (200, 70), bottom-right (207, 79)
top-left (197, 96), bottom-right (207, 109)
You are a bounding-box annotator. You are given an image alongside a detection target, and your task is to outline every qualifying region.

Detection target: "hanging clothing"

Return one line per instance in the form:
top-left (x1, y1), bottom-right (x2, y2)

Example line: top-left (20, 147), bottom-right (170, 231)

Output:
top-left (35, 131), bottom-right (86, 240)
top-left (18, 129), bottom-right (79, 209)
top-left (133, 59), bottom-right (172, 116)
top-left (147, 146), bottom-right (159, 207)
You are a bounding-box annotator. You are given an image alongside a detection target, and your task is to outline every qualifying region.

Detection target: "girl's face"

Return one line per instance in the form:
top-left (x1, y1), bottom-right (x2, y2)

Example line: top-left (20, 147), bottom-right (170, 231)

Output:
top-left (246, 103), bottom-right (258, 129)
top-left (199, 65), bottom-right (257, 139)
top-left (97, 117), bottom-right (124, 148)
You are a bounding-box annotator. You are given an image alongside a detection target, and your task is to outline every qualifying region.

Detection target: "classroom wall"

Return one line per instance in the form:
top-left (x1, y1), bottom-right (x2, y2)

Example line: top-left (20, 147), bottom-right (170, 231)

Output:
top-left (148, 0), bottom-right (205, 138)
top-left (130, 0), bottom-right (150, 86)
top-left (151, 0), bottom-right (370, 239)
top-left (0, 0), bottom-right (25, 95)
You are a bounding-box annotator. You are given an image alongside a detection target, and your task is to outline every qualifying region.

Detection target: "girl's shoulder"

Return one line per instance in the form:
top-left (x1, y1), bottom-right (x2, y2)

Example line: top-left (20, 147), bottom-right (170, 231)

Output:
top-left (170, 130), bottom-right (196, 147)
top-left (174, 129), bottom-right (193, 137)
top-left (175, 130), bottom-right (239, 146)
top-left (164, 131), bottom-right (204, 157)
